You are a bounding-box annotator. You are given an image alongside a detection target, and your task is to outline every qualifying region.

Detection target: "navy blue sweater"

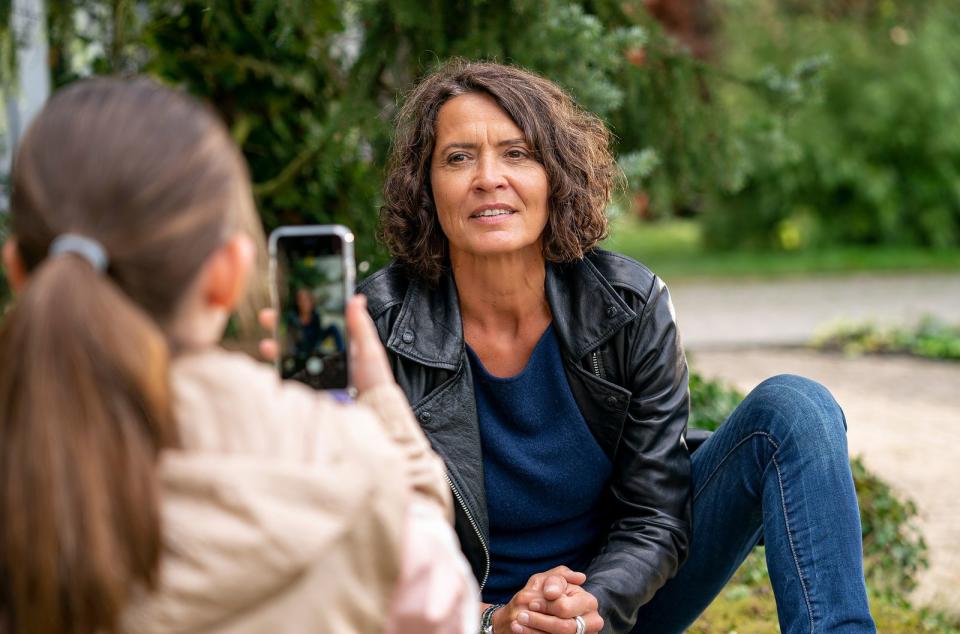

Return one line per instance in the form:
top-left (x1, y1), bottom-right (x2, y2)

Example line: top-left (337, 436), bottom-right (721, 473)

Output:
top-left (467, 325), bottom-right (612, 604)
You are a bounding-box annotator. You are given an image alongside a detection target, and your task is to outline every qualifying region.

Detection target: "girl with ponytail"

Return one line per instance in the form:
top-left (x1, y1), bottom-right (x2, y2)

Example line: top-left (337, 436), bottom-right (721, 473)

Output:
top-left (0, 78), bottom-right (476, 634)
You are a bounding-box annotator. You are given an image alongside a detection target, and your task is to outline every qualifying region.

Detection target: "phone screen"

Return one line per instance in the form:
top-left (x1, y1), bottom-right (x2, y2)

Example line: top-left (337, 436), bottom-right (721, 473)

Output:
top-left (271, 228), bottom-right (353, 390)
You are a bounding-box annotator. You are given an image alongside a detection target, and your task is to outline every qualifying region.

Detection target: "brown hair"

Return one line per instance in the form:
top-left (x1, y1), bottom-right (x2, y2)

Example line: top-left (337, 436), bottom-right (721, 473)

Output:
top-left (0, 78), bottom-right (259, 634)
top-left (379, 59), bottom-right (617, 283)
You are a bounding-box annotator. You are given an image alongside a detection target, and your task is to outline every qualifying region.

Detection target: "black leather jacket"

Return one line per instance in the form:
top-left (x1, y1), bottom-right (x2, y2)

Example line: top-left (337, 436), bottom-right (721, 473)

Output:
top-left (359, 249), bottom-right (692, 633)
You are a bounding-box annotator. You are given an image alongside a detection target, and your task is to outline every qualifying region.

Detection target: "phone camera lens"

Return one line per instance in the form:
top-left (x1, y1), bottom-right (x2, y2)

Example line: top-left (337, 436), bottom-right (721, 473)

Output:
top-left (306, 356), bottom-right (324, 375)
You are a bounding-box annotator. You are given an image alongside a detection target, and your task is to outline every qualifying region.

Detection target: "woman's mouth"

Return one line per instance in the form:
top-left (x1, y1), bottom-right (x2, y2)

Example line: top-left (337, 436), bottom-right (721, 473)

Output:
top-left (471, 208), bottom-right (516, 218)
top-left (469, 203), bottom-right (518, 222)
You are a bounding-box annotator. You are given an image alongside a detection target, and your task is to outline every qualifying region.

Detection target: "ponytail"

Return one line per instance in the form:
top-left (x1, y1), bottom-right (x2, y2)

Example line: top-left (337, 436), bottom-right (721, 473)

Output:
top-left (0, 254), bottom-right (179, 634)
top-left (2, 75), bottom-right (257, 633)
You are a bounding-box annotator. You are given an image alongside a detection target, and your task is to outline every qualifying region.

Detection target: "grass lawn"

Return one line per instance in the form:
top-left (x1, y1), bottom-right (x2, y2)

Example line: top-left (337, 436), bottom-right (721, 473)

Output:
top-left (689, 550), bottom-right (960, 633)
top-left (603, 218), bottom-right (960, 282)
top-left (693, 586), bottom-right (960, 633)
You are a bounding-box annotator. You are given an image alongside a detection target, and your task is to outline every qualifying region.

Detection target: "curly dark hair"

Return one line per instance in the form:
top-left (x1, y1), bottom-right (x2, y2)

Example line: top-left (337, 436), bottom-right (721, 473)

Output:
top-left (379, 59), bottom-right (617, 283)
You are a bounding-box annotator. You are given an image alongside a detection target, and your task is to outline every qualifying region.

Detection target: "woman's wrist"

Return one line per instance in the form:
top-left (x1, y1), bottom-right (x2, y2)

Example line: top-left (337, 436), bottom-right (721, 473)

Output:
top-left (479, 603), bottom-right (504, 634)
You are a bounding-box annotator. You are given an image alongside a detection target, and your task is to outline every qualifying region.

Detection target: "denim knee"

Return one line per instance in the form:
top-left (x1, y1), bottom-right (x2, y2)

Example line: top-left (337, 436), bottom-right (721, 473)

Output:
top-left (745, 374), bottom-right (848, 454)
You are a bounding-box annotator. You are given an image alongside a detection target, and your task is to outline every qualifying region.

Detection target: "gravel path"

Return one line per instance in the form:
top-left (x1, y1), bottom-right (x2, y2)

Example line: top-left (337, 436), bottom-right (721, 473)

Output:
top-left (669, 273), bottom-right (960, 349)
top-left (669, 272), bottom-right (960, 613)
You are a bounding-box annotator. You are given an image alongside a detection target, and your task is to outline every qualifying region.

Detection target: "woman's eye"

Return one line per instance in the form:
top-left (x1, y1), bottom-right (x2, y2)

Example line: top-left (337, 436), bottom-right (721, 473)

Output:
top-left (447, 152), bottom-right (469, 164)
top-left (506, 148), bottom-right (530, 159)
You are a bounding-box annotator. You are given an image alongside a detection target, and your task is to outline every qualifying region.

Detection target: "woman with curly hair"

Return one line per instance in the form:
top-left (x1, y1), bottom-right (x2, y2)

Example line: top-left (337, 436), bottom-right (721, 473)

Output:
top-left (358, 59), bottom-right (876, 634)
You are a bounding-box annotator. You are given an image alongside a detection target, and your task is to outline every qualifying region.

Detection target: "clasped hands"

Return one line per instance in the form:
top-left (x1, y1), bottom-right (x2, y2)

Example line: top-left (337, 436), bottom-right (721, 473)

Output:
top-left (491, 566), bottom-right (603, 634)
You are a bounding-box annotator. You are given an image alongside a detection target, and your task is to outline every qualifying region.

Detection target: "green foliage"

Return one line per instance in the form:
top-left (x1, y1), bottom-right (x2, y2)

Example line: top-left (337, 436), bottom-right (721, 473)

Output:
top-left (852, 455), bottom-right (929, 603)
top-left (353, 0), bottom-right (644, 117)
top-left (46, 0), bottom-right (143, 87)
top-left (0, 0), bottom-right (13, 89)
top-left (11, 0), bottom-right (959, 277)
top-left (138, 0), bottom-right (388, 266)
top-left (37, 0), bottom-right (655, 272)
top-left (813, 318), bottom-right (960, 361)
top-left (591, 3), bottom-right (836, 223)
top-left (704, 0), bottom-right (960, 250)
top-left (688, 368), bottom-right (743, 431)
top-left (605, 18), bottom-right (734, 218)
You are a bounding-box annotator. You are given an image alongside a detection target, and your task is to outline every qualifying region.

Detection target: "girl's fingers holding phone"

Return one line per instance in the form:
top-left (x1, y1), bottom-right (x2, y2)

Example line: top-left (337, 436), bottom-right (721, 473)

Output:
top-left (257, 308), bottom-right (278, 361)
top-left (346, 295), bottom-right (395, 393)
top-left (258, 307), bottom-right (277, 331)
top-left (258, 338), bottom-right (278, 362)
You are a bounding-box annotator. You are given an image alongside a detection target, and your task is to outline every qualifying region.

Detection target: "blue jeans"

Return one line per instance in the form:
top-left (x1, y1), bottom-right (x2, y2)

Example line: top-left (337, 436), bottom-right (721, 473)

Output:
top-left (632, 375), bottom-right (876, 633)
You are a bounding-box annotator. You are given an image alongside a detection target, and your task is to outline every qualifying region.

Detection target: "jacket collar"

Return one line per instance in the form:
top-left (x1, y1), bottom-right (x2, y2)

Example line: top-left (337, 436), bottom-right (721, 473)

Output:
top-left (385, 254), bottom-right (638, 367)
top-left (545, 256), bottom-right (638, 359)
top-left (385, 269), bottom-right (464, 371)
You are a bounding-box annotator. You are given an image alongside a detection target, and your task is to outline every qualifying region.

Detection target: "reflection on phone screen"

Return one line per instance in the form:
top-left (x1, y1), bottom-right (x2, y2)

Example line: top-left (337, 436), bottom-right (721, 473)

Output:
top-left (276, 236), bottom-right (348, 389)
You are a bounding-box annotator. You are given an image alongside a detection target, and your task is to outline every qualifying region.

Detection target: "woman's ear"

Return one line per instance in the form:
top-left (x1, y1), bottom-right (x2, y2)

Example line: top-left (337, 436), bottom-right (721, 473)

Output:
top-left (201, 233), bottom-right (255, 312)
top-left (2, 238), bottom-right (28, 292)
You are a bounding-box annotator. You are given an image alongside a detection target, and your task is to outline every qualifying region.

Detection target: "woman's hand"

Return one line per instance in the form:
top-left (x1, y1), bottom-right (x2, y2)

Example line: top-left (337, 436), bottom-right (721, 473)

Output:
top-left (512, 583), bottom-right (603, 634)
top-left (492, 566), bottom-right (603, 634)
top-left (258, 295), bottom-right (396, 393)
top-left (485, 569), bottom-right (574, 634)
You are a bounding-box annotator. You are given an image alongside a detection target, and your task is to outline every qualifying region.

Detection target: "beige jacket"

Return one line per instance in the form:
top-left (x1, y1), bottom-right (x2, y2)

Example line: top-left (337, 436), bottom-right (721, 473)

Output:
top-left (122, 348), bottom-right (477, 634)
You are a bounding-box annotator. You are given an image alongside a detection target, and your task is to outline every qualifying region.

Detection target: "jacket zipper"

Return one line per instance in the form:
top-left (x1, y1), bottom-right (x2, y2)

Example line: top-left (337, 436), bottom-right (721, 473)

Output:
top-left (446, 472), bottom-right (491, 591)
top-left (590, 350), bottom-right (602, 378)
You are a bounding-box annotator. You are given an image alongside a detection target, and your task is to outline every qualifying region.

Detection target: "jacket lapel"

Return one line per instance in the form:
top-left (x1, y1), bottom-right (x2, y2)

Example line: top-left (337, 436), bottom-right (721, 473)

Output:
top-left (545, 257), bottom-right (637, 359)
top-left (385, 271), bottom-right (464, 370)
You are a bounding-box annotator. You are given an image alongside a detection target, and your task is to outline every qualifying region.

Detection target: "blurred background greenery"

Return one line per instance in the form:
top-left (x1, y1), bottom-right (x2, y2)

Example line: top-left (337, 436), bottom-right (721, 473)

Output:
top-left (2, 1), bottom-right (959, 630)
top-left (4, 0), bottom-right (959, 281)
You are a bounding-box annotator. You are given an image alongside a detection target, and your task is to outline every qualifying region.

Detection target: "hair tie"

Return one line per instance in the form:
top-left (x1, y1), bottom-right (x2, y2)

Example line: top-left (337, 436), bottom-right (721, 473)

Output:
top-left (48, 234), bottom-right (109, 273)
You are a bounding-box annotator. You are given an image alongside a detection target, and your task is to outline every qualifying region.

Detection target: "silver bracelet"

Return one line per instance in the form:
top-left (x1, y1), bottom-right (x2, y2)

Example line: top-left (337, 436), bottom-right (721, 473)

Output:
top-left (480, 604), bottom-right (504, 634)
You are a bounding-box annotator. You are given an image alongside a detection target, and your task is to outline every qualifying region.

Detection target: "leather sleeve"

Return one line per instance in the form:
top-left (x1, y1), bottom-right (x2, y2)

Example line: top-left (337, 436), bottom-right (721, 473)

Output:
top-left (583, 277), bottom-right (693, 633)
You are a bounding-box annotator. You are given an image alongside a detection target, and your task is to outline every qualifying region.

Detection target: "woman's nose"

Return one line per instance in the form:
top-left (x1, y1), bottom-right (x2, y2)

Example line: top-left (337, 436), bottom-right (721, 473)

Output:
top-left (473, 153), bottom-right (507, 191)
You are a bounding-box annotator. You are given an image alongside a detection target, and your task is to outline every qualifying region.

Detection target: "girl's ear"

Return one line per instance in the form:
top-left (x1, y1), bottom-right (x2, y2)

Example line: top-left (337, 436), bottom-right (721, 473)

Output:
top-left (201, 233), bottom-right (255, 312)
top-left (2, 238), bottom-right (28, 292)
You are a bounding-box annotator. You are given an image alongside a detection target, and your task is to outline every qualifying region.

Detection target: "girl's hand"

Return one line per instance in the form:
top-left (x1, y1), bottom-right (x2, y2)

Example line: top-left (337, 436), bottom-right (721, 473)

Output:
top-left (257, 307), bottom-right (279, 361)
top-left (344, 294), bottom-right (396, 392)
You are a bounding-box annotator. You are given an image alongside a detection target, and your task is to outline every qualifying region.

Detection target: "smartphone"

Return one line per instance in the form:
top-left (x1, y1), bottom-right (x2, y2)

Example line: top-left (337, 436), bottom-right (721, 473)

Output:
top-left (268, 225), bottom-right (355, 390)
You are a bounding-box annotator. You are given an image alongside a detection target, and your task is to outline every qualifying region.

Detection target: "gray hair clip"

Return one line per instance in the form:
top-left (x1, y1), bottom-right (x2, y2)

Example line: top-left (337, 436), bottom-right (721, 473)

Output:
top-left (48, 234), bottom-right (109, 273)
